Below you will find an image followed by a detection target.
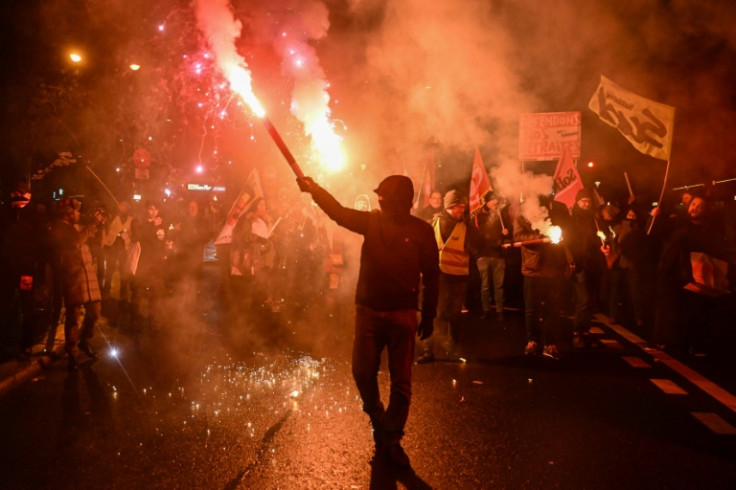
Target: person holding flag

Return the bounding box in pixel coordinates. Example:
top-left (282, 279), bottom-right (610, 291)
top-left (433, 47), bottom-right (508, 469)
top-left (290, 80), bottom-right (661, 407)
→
top-left (568, 189), bottom-right (604, 348)
top-left (473, 192), bottom-right (509, 322)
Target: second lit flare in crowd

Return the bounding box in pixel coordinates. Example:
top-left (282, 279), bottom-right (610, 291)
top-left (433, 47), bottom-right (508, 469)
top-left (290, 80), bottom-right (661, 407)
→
top-left (504, 224), bottom-right (563, 248)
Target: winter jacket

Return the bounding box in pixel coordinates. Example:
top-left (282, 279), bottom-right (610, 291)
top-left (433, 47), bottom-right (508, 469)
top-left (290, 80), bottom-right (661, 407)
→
top-left (50, 220), bottom-right (101, 306)
top-left (514, 215), bottom-right (572, 279)
top-left (310, 183), bottom-right (439, 318)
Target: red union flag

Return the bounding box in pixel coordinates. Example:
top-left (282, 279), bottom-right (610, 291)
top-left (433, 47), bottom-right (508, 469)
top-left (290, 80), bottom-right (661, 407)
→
top-left (552, 146), bottom-right (583, 210)
top-left (469, 147), bottom-right (492, 216)
top-left (519, 112), bottom-right (581, 161)
top-left (415, 147), bottom-right (436, 209)
top-left (588, 75), bottom-right (675, 161)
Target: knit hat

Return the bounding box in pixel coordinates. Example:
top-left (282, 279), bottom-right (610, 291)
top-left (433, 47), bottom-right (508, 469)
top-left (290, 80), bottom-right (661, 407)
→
top-left (373, 175), bottom-right (414, 205)
top-left (444, 190), bottom-right (467, 210)
top-left (575, 188), bottom-right (593, 202)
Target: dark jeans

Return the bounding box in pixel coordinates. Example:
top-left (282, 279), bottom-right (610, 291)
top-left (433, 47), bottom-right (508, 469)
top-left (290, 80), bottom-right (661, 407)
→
top-left (572, 269), bottom-right (594, 334)
top-left (609, 267), bottom-right (643, 324)
top-left (102, 245), bottom-right (131, 299)
top-left (477, 256), bottom-right (505, 313)
top-left (0, 285), bottom-right (35, 355)
top-left (353, 304), bottom-right (417, 442)
top-left (523, 275), bottom-right (565, 345)
top-left (422, 273), bottom-right (467, 356)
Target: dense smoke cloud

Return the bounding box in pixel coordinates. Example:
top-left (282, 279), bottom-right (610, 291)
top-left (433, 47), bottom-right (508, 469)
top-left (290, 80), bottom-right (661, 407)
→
top-left (334, 0), bottom-right (736, 188)
top-left (341, 0), bottom-right (537, 184)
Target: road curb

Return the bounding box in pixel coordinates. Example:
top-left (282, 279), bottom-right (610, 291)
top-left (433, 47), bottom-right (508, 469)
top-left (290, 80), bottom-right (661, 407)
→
top-left (0, 344), bottom-right (66, 398)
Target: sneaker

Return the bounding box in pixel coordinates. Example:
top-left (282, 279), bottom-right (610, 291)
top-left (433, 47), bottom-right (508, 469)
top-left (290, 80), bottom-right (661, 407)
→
top-left (524, 340), bottom-right (540, 356)
top-left (446, 349), bottom-right (465, 363)
top-left (543, 344), bottom-right (562, 360)
top-left (416, 352), bottom-right (435, 364)
top-left (78, 342), bottom-right (99, 361)
top-left (384, 441), bottom-right (410, 468)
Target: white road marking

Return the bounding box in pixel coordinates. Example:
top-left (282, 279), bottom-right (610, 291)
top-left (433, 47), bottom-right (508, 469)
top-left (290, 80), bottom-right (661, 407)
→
top-left (691, 412), bottom-right (736, 435)
top-left (594, 314), bottom-right (736, 414)
top-left (650, 379), bottom-right (688, 395)
top-left (622, 356), bottom-right (651, 368)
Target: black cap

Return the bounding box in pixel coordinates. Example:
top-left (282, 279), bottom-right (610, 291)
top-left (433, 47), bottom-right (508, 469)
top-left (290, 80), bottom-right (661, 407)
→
top-left (373, 175), bottom-right (414, 205)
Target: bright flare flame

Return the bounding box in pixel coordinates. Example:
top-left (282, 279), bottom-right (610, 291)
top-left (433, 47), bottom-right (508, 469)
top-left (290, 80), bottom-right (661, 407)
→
top-left (110, 348), bottom-right (119, 358)
top-left (227, 64), bottom-right (266, 118)
top-left (549, 226), bottom-right (563, 244)
top-left (129, 64), bottom-right (141, 71)
top-left (69, 53), bottom-right (82, 63)
top-left (309, 117), bottom-right (345, 172)
top-left (596, 230), bottom-right (607, 244)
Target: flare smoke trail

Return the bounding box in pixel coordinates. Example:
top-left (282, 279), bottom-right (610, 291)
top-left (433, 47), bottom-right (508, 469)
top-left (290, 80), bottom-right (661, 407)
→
top-left (491, 158), bottom-right (556, 235)
top-left (193, 0), bottom-right (265, 118)
top-left (195, 0), bottom-right (344, 173)
top-left (271, 0), bottom-right (345, 171)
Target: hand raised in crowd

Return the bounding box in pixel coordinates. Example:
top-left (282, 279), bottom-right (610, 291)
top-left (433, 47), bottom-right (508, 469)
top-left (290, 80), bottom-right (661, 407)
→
top-left (417, 316), bottom-right (434, 340)
top-left (296, 177), bottom-right (316, 193)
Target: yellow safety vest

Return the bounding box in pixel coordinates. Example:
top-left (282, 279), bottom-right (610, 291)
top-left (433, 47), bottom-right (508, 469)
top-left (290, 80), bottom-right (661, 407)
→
top-left (433, 218), bottom-right (469, 275)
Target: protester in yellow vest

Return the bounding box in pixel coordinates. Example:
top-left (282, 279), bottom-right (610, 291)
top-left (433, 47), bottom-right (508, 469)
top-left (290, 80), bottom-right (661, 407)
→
top-left (417, 190), bottom-right (477, 363)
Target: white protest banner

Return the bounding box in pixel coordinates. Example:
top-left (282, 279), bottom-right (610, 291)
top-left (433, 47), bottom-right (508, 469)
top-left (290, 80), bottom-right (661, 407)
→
top-left (519, 112), bottom-right (581, 161)
top-left (588, 75), bottom-right (675, 161)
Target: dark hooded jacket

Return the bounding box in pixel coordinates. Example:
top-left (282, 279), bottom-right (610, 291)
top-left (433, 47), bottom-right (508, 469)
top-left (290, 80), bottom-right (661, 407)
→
top-left (309, 183), bottom-right (439, 318)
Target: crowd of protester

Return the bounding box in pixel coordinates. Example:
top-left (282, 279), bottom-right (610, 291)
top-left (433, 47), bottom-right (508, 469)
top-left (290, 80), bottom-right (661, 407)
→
top-left (1, 177), bottom-right (735, 369)
top-left (414, 185), bottom-right (736, 361)
top-left (0, 181), bottom-right (346, 368)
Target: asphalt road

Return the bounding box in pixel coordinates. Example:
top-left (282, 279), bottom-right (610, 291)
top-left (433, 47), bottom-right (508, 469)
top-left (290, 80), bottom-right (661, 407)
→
top-left (1, 292), bottom-right (735, 489)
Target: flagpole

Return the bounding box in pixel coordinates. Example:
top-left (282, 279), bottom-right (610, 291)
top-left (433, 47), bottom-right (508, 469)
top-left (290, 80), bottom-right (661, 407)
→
top-left (647, 159), bottom-right (671, 235)
top-left (414, 159), bottom-right (427, 210)
top-left (86, 166), bottom-right (120, 206)
top-left (624, 171), bottom-right (634, 197)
